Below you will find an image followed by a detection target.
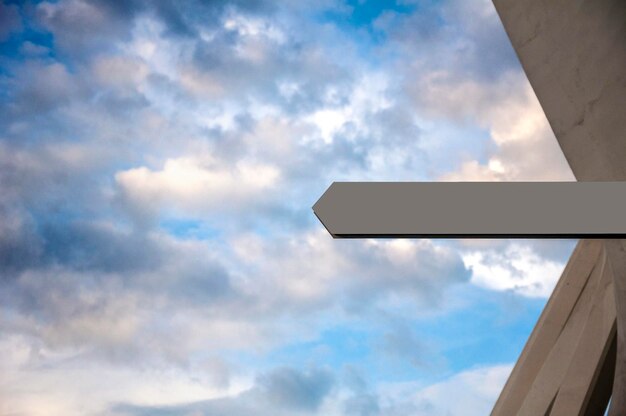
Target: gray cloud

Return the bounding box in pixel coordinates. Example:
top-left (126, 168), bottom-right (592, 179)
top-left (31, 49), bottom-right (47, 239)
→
top-left (377, 0), bottom-right (519, 81)
top-left (0, 204), bottom-right (42, 275)
top-left (343, 393), bottom-right (380, 416)
top-left (378, 321), bottom-right (435, 370)
top-left (260, 366), bottom-right (335, 411)
top-left (35, 0), bottom-right (138, 58)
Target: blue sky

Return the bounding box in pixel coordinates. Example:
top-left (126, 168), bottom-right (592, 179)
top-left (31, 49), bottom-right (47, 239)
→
top-left (0, 0), bottom-right (578, 415)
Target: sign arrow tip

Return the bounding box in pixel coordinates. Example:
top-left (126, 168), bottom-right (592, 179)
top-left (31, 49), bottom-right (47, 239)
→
top-left (312, 183), bottom-right (338, 238)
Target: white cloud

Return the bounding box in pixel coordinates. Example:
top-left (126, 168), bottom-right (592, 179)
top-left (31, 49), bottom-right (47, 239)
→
top-left (0, 334), bottom-right (250, 416)
top-left (230, 230), bottom-right (468, 313)
top-left (304, 73), bottom-right (391, 145)
top-left (417, 72), bottom-right (574, 182)
top-left (223, 13), bottom-right (286, 43)
top-left (116, 155), bottom-right (281, 215)
top-left (463, 243), bottom-right (565, 297)
top-left (308, 109), bottom-right (348, 144)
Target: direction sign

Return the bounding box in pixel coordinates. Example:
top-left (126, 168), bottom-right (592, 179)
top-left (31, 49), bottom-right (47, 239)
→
top-left (314, 182), bottom-right (626, 238)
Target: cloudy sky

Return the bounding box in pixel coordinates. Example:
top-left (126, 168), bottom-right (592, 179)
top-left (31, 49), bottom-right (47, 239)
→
top-left (0, 0), bottom-right (578, 415)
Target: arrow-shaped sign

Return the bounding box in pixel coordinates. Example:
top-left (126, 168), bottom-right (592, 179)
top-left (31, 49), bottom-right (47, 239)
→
top-left (313, 182), bottom-right (626, 238)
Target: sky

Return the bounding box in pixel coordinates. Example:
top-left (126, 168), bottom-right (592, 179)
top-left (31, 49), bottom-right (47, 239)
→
top-left (0, 0), bottom-right (579, 415)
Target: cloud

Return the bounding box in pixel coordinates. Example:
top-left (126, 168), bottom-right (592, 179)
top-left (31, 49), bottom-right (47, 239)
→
top-left (110, 366), bottom-right (335, 416)
top-left (0, 221), bottom-right (469, 374)
top-left (0, 334), bottom-right (249, 416)
top-left (92, 55), bottom-right (150, 88)
top-left (35, 0), bottom-right (142, 57)
top-left (0, 218), bottom-right (238, 364)
top-left (260, 367), bottom-right (335, 411)
top-left (343, 393), bottom-right (380, 416)
top-left (372, 0), bottom-right (574, 182)
top-left (410, 364), bottom-right (512, 416)
top-left (104, 364), bottom-right (511, 416)
top-left (115, 156), bottom-right (281, 217)
top-left (5, 61), bottom-right (82, 116)
top-left (230, 231), bottom-right (469, 313)
top-left (462, 242), bottom-right (568, 297)
top-left (0, 204), bottom-right (42, 275)
top-left (436, 75), bottom-right (574, 182)
top-left (377, 321), bottom-right (436, 370)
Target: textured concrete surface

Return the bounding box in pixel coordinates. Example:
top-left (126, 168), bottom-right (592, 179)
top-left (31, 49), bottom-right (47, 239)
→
top-left (491, 240), bottom-right (602, 415)
top-left (493, 0), bottom-right (626, 182)
top-left (490, 240), bottom-right (615, 416)
top-left (548, 246), bottom-right (616, 416)
top-left (606, 240), bottom-right (626, 415)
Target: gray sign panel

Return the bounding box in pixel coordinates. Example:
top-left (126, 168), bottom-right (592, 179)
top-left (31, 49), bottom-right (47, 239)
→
top-left (313, 182), bottom-right (626, 238)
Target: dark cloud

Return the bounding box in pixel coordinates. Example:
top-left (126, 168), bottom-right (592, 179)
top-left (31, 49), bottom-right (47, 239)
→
top-left (4, 61), bottom-right (83, 116)
top-left (152, 1), bottom-right (196, 37)
top-left (185, 20), bottom-right (354, 115)
top-left (40, 221), bottom-right (166, 273)
top-left (0, 58), bottom-right (155, 146)
top-left (35, 0), bottom-right (137, 58)
top-left (260, 366), bottom-right (335, 411)
top-left (0, 205), bottom-right (42, 275)
top-left (31, 0), bottom-right (277, 60)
